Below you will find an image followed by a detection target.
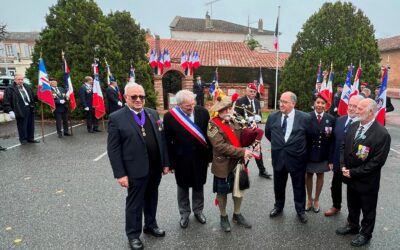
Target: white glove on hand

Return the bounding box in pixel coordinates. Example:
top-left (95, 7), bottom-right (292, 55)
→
top-left (9, 111), bottom-right (16, 120)
top-left (84, 107), bottom-right (89, 111)
top-left (60, 100), bottom-right (66, 104)
top-left (118, 101), bottom-right (123, 107)
top-left (334, 107), bottom-right (338, 112)
top-left (254, 115), bottom-right (262, 123)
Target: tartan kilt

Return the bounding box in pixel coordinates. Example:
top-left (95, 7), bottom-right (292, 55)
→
top-left (213, 172), bottom-right (235, 194)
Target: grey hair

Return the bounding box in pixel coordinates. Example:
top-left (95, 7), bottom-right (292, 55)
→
top-left (175, 89), bottom-right (196, 105)
top-left (349, 95), bottom-right (364, 102)
top-left (124, 82), bottom-right (144, 94)
top-left (362, 88), bottom-right (371, 96)
top-left (366, 98), bottom-right (378, 114)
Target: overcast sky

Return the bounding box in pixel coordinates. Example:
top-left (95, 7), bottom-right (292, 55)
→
top-left (1, 0), bottom-right (399, 52)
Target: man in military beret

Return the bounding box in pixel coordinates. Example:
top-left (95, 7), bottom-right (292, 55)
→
top-left (50, 77), bottom-right (71, 138)
top-left (360, 82), bottom-right (368, 93)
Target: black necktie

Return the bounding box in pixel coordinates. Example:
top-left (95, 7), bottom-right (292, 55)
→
top-left (317, 114), bottom-right (321, 123)
top-left (282, 115), bottom-right (288, 135)
top-left (250, 100), bottom-right (255, 113)
top-left (355, 126), bottom-right (364, 141)
top-left (344, 119), bottom-right (352, 133)
top-left (19, 86), bottom-right (29, 104)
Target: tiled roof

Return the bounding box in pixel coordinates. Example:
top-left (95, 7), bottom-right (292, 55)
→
top-left (146, 36), bottom-right (288, 68)
top-left (378, 35), bottom-right (400, 51)
top-left (170, 16), bottom-right (274, 35)
top-left (3, 32), bottom-right (40, 42)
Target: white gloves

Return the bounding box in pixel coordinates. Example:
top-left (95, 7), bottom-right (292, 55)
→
top-left (9, 111), bottom-right (16, 120)
top-left (84, 107), bottom-right (89, 111)
top-left (254, 115), bottom-right (262, 123)
top-left (60, 100), bottom-right (66, 104)
top-left (334, 107), bottom-right (338, 112)
top-left (118, 101), bottom-right (123, 107)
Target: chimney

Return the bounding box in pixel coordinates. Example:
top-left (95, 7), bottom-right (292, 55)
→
top-left (258, 18), bottom-right (263, 32)
top-left (205, 11), bottom-right (213, 29)
top-left (155, 35), bottom-right (161, 54)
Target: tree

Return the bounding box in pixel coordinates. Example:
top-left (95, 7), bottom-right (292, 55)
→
top-left (0, 23), bottom-right (6, 41)
top-left (245, 37), bottom-right (261, 50)
top-left (280, 2), bottom-right (380, 111)
top-left (25, 0), bottom-right (155, 118)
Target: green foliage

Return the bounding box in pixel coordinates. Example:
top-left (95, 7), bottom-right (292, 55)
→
top-left (25, 0), bottom-right (155, 118)
top-left (245, 37), bottom-right (261, 50)
top-left (0, 23), bottom-right (6, 41)
top-left (281, 2), bottom-right (381, 111)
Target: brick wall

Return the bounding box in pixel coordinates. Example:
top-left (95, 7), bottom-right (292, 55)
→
top-left (380, 50), bottom-right (400, 99)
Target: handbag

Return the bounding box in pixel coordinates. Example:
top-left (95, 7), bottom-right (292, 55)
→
top-left (239, 165), bottom-right (250, 190)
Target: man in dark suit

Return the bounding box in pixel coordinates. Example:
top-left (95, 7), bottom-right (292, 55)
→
top-left (79, 76), bottom-right (100, 133)
top-left (49, 78), bottom-right (71, 138)
top-left (329, 84), bottom-right (342, 117)
top-left (336, 98), bottom-right (391, 247)
top-left (235, 83), bottom-right (271, 179)
top-left (164, 89), bottom-right (212, 229)
top-left (106, 79), bottom-right (123, 115)
top-left (325, 95), bottom-right (364, 217)
top-left (107, 82), bottom-right (170, 250)
top-left (3, 74), bottom-right (40, 144)
top-left (193, 75), bottom-right (206, 106)
top-left (265, 91), bottom-right (311, 224)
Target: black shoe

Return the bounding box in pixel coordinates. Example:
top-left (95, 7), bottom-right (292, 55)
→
top-left (0, 146), bottom-right (6, 151)
top-left (259, 171), bottom-right (272, 179)
top-left (27, 139), bottom-right (40, 143)
top-left (180, 217), bottom-right (189, 228)
top-left (129, 238), bottom-right (143, 250)
top-left (269, 207), bottom-right (283, 217)
top-left (336, 225), bottom-right (360, 235)
top-left (88, 129), bottom-right (94, 133)
top-left (93, 128), bottom-right (101, 132)
top-left (232, 213), bottom-right (252, 228)
top-left (351, 234), bottom-right (370, 247)
top-left (58, 134), bottom-right (63, 138)
top-left (298, 213), bottom-right (308, 224)
top-left (220, 215), bottom-right (231, 232)
top-left (195, 213), bottom-right (206, 224)
top-left (20, 140), bottom-right (28, 145)
top-left (64, 132), bottom-right (71, 136)
top-left (143, 227), bottom-right (165, 237)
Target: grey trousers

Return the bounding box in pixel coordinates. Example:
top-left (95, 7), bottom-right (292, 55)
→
top-left (177, 185), bottom-right (204, 218)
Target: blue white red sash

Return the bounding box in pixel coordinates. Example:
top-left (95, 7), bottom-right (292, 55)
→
top-left (169, 107), bottom-right (208, 147)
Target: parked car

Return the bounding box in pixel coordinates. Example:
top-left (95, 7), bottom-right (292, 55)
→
top-left (0, 76), bottom-right (32, 111)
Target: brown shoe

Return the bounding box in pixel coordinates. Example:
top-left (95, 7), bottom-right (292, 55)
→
top-left (324, 207), bottom-right (340, 216)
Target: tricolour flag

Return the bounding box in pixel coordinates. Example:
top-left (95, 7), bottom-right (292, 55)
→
top-left (63, 58), bottom-right (76, 111)
top-left (149, 49), bottom-right (157, 68)
top-left (320, 68), bottom-right (333, 111)
top-left (209, 68), bottom-right (218, 98)
top-left (375, 66), bottom-right (388, 125)
top-left (180, 51), bottom-right (188, 69)
top-left (273, 15), bottom-right (279, 50)
top-left (349, 66), bottom-right (361, 99)
top-left (163, 49), bottom-right (171, 68)
top-left (92, 60), bottom-right (105, 119)
top-left (38, 58), bottom-right (55, 110)
top-left (258, 67), bottom-right (264, 94)
top-left (157, 51), bottom-right (164, 75)
top-left (193, 51), bottom-right (200, 69)
top-left (337, 65), bottom-right (354, 116)
top-left (129, 64), bottom-right (135, 83)
top-left (316, 61), bottom-right (323, 90)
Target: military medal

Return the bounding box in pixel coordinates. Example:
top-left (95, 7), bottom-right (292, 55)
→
top-left (133, 110), bottom-right (146, 136)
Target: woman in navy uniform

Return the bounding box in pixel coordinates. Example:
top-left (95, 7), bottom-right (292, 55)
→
top-left (306, 94), bottom-right (335, 213)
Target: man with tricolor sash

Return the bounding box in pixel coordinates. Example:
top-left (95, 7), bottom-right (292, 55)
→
top-left (163, 90), bottom-right (212, 229)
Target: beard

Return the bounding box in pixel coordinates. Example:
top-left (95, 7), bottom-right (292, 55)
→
top-left (358, 113), bottom-right (369, 122)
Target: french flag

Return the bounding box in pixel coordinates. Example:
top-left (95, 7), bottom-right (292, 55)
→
top-left (375, 66), bottom-right (388, 125)
top-left (149, 49), bottom-right (157, 68)
top-left (192, 51), bottom-right (200, 69)
top-left (92, 60), bottom-right (105, 119)
top-left (180, 51), bottom-right (188, 69)
top-left (38, 58), bottom-right (55, 110)
top-left (163, 49), bottom-right (171, 68)
top-left (63, 58), bottom-right (76, 111)
top-left (157, 51), bottom-right (164, 75)
top-left (258, 67), bottom-right (264, 94)
top-left (337, 65), bottom-right (354, 116)
top-left (320, 67), bottom-right (333, 111)
top-left (349, 66), bottom-right (361, 99)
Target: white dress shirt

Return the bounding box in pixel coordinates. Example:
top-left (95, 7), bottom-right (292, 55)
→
top-left (282, 109), bottom-right (295, 142)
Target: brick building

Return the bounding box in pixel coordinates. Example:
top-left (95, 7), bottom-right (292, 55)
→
top-left (378, 35), bottom-right (400, 98)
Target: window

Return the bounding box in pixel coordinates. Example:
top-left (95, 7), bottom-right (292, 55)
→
top-left (5, 44), bottom-right (14, 57)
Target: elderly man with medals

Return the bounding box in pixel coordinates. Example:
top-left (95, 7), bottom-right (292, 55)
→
top-left (207, 95), bottom-right (259, 232)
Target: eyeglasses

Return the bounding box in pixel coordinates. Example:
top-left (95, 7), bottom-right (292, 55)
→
top-left (129, 95), bottom-right (146, 101)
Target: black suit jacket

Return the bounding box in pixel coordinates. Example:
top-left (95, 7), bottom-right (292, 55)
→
top-left (332, 115), bottom-right (348, 171)
top-left (307, 112), bottom-right (335, 163)
top-left (107, 107), bottom-right (170, 179)
top-left (52, 87), bottom-right (68, 113)
top-left (193, 81), bottom-right (206, 96)
top-left (265, 110), bottom-right (311, 172)
top-left (78, 84), bottom-right (93, 110)
top-left (3, 83), bottom-right (35, 118)
top-left (164, 106), bottom-right (212, 189)
top-left (234, 96), bottom-right (261, 117)
top-left (340, 120), bottom-right (391, 194)
top-left (106, 86), bottom-right (122, 114)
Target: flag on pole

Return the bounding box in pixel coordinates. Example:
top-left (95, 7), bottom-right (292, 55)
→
top-left (209, 68), bottom-right (219, 98)
top-left (375, 66), bottom-right (388, 125)
top-left (316, 61), bottom-right (323, 89)
top-left (92, 60), bottom-right (105, 119)
top-left (157, 51), bottom-right (164, 75)
top-left (349, 66), bottom-right (361, 99)
top-left (337, 65), bottom-right (354, 116)
top-left (193, 51), bottom-right (200, 69)
top-left (129, 64), bottom-right (135, 83)
top-left (163, 49), bottom-right (171, 68)
top-left (106, 62), bottom-right (113, 86)
top-left (38, 58), bottom-right (55, 110)
top-left (63, 57), bottom-right (76, 111)
top-left (149, 49), bottom-right (157, 68)
top-left (258, 67), bottom-right (264, 94)
top-left (320, 68), bottom-right (333, 111)
top-left (180, 51), bottom-right (188, 69)
top-left (273, 15), bottom-right (279, 50)
top-left (326, 68), bottom-right (334, 110)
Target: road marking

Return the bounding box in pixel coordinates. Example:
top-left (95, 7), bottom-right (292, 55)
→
top-left (6, 123), bottom-right (84, 150)
top-left (390, 148), bottom-right (400, 155)
top-left (93, 151), bottom-right (107, 162)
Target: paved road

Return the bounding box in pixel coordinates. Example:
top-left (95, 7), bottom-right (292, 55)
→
top-left (0, 120), bottom-right (399, 250)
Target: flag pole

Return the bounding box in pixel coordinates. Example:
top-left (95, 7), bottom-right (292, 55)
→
top-left (41, 102), bottom-right (45, 142)
top-left (274, 6), bottom-right (280, 110)
top-left (62, 50), bottom-right (73, 135)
